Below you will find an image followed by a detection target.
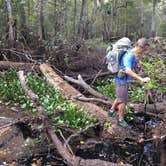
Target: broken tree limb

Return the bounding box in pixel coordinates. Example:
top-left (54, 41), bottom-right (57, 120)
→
top-left (64, 74), bottom-right (112, 101)
top-left (17, 70), bottom-right (131, 166)
top-left (0, 61), bottom-right (39, 71)
top-left (74, 96), bottom-right (112, 106)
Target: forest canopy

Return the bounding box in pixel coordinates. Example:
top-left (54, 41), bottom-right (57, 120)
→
top-left (1, 0), bottom-right (166, 48)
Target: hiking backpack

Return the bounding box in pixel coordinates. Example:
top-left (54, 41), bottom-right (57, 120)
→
top-left (106, 37), bottom-right (132, 74)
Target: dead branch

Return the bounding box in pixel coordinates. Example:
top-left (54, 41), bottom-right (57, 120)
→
top-left (64, 74), bottom-right (112, 101)
top-left (65, 122), bottom-right (102, 146)
top-left (0, 117), bottom-right (27, 130)
top-left (0, 117), bottom-right (15, 123)
top-left (67, 71), bottom-right (113, 82)
top-left (0, 61), bottom-right (39, 71)
top-left (18, 70), bottom-right (131, 166)
top-left (73, 96), bottom-right (112, 106)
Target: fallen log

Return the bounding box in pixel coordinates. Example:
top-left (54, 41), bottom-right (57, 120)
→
top-left (39, 64), bottom-right (109, 120)
top-left (129, 102), bottom-right (166, 114)
top-left (0, 61), bottom-right (39, 71)
top-left (18, 70), bottom-right (131, 166)
top-left (39, 64), bottom-right (142, 142)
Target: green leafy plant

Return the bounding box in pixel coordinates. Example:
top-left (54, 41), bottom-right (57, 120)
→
top-left (96, 79), bottom-right (115, 99)
top-left (0, 71), bottom-right (95, 130)
top-left (142, 59), bottom-right (166, 92)
top-left (129, 86), bottom-right (145, 103)
top-left (124, 107), bottom-right (134, 122)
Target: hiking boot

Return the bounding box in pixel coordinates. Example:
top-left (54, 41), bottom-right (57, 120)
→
top-left (108, 109), bottom-right (117, 117)
top-left (118, 119), bottom-right (131, 128)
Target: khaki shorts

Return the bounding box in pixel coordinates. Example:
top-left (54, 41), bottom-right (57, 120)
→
top-left (115, 81), bottom-right (129, 104)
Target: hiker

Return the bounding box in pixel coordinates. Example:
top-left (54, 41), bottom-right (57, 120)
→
top-left (108, 38), bottom-right (150, 128)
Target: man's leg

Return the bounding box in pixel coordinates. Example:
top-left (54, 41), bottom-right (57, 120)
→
top-left (117, 102), bottom-right (130, 128)
top-left (117, 102), bottom-right (126, 120)
top-left (115, 82), bottom-right (129, 128)
top-left (111, 98), bottom-right (119, 110)
top-left (108, 98), bottom-right (119, 117)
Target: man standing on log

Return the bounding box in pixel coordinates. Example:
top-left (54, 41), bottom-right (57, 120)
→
top-left (108, 38), bottom-right (150, 128)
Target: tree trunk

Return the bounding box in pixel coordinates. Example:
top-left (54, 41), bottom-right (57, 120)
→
top-left (40, 64), bottom-right (108, 120)
top-left (78, 0), bottom-right (88, 39)
top-left (91, 0), bottom-right (98, 38)
top-left (53, 0), bottom-right (60, 34)
top-left (93, 0), bottom-right (98, 18)
top-left (5, 0), bottom-right (14, 48)
top-left (151, 0), bottom-right (157, 37)
top-left (18, 0), bottom-right (26, 28)
top-left (163, 0), bottom-right (166, 21)
top-left (110, 0), bottom-right (116, 36)
top-left (73, 0), bottom-right (77, 35)
top-left (37, 0), bottom-right (43, 41)
top-left (98, 0), bottom-right (109, 41)
top-left (123, 1), bottom-right (128, 36)
top-left (140, 0), bottom-right (145, 36)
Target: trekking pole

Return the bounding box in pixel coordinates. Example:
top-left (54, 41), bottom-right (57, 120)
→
top-left (143, 86), bottom-right (149, 136)
top-left (144, 87), bottom-right (149, 114)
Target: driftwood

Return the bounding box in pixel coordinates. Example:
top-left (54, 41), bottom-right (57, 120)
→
top-left (0, 61), bottom-right (39, 71)
top-left (18, 70), bottom-right (131, 166)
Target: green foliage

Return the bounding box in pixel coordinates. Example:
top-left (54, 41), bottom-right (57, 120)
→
top-left (0, 71), bottom-right (95, 130)
top-left (96, 79), bottom-right (115, 99)
top-left (129, 87), bottom-right (145, 103)
top-left (96, 78), bottom-right (145, 103)
top-left (124, 107), bottom-right (134, 122)
top-left (0, 0), bottom-right (165, 45)
top-left (95, 57), bottom-right (165, 103)
top-left (104, 121), bottom-right (111, 129)
top-left (158, 22), bottom-right (166, 37)
top-left (142, 59), bottom-right (166, 92)
top-left (103, 2), bottom-right (112, 15)
top-left (54, 103), bottom-right (96, 130)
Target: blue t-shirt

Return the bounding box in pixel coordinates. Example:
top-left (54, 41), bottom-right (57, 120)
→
top-left (115, 50), bottom-right (137, 84)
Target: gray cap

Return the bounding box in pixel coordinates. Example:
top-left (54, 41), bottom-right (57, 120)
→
top-left (137, 38), bottom-right (149, 47)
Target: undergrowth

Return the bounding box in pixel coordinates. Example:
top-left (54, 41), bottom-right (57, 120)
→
top-left (0, 71), bottom-right (96, 130)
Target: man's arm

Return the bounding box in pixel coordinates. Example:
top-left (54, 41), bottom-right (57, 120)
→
top-left (125, 67), bottom-right (150, 83)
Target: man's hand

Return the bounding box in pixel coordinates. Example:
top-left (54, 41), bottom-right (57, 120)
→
top-left (125, 67), bottom-right (150, 83)
top-left (141, 77), bottom-right (150, 83)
